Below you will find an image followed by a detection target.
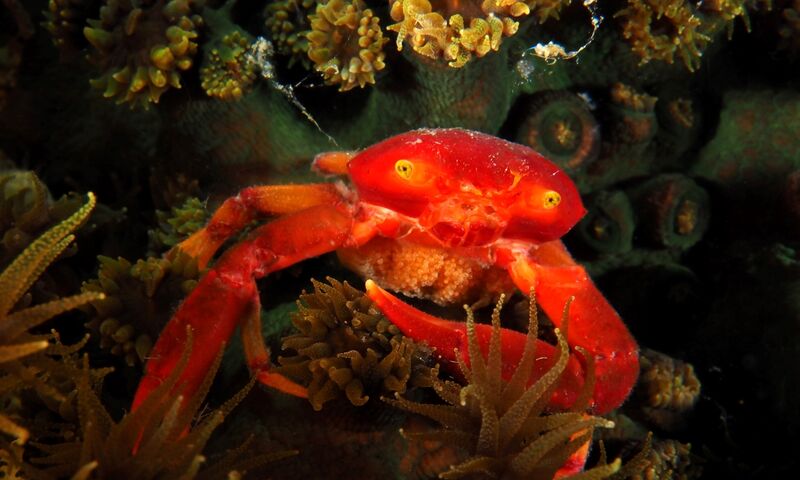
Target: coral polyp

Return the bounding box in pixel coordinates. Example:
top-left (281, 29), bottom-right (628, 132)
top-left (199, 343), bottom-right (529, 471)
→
top-left (615, 0), bottom-right (711, 71)
top-left (0, 193), bottom-right (103, 445)
top-left (264, 0), bottom-right (316, 69)
top-left (276, 278), bottom-right (437, 411)
top-left (83, 0), bottom-right (204, 108)
top-left (388, 0), bottom-right (523, 68)
top-left (43, 0), bottom-right (101, 54)
top-left (609, 83), bottom-right (658, 145)
top-left (306, 0), bottom-right (388, 91)
top-left (637, 348), bottom-right (700, 412)
top-left (699, 0), bottom-right (751, 37)
top-left (200, 29), bottom-right (258, 101)
top-left (82, 252), bottom-right (200, 367)
top-left (385, 296), bottom-right (622, 479)
top-left (515, 90), bottom-right (600, 174)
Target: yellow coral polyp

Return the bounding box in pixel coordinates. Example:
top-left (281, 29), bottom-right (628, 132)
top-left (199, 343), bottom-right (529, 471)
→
top-left (43, 0), bottom-right (99, 53)
top-left (388, 0), bottom-right (532, 68)
top-left (200, 30), bottom-right (257, 101)
top-left (615, 0), bottom-right (711, 72)
top-left (307, 0), bottom-right (388, 91)
top-left (265, 0), bottom-right (316, 68)
top-left (83, 0), bottom-right (203, 108)
top-left (700, 0), bottom-right (751, 38)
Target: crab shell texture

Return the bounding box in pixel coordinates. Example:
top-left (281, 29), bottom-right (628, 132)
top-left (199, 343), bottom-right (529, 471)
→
top-left (347, 129), bottom-right (587, 247)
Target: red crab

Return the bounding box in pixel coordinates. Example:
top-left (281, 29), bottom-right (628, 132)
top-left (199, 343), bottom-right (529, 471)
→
top-left (132, 128), bottom-right (638, 420)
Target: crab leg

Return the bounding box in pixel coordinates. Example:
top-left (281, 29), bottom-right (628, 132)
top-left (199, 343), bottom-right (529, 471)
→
top-left (179, 184), bottom-right (345, 268)
top-left (506, 240), bottom-right (639, 414)
top-left (364, 280), bottom-right (586, 411)
top-left (132, 203), bottom-right (362, 410)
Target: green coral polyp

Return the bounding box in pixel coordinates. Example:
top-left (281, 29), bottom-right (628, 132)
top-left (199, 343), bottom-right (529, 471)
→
top-left (200, 30), bottom-right (257, 101)
top-left (83, 0), bottom-right (204, 108)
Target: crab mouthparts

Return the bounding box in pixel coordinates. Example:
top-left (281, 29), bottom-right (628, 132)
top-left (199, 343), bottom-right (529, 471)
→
top-left (430, 221), bottom-right (501, 247)
top-left (422, 197), bottom-right (506, 247)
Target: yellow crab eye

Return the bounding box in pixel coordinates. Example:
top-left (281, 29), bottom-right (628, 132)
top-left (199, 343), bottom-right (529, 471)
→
top-left (395, 159), bottom-right (414, 179)
top-left (543, 190), bottom-right (561, 209)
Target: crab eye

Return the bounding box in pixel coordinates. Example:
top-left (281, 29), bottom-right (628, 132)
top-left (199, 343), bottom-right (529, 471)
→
top-left (543, 191), bottom-right (561, 209)
top-left (395, 159), bottom-right (414, 179)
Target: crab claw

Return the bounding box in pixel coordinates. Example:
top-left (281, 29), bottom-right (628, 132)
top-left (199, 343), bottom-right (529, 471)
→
top-left (364, 280), bottom-right (586, 410)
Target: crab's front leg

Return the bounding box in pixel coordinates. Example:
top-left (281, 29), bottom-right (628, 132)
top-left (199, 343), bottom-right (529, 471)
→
top-left (179, 183), bottom-right (345, 269)
top-left (504, 240), bottom-right (639, 414)
top-left (132, 185), bottom-right (373, 411)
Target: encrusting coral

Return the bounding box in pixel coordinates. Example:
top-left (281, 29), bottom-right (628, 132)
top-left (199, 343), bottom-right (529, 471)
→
top-left (0, 193), bottom-right (104, 445)
top-left (276, 278), bottom-right (438, 411)
top-left (384, 295), bottom-right (622, 479)
top-left (306, 0), bottom-right (388, 91)
top-left (83, 0), bottom-right (205, 108)
top-left (264, 0), bottom-right (316, 69)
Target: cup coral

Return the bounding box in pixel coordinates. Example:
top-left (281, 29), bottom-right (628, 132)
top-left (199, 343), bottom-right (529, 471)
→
top-left (83, 0), bottom-right (205, 108)
top-left (515, 90), bottom-right (600, 174)
top-left (609, 83), bottom-right (658, 145)
top-left (306, 0), bottom-right (388, 91)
